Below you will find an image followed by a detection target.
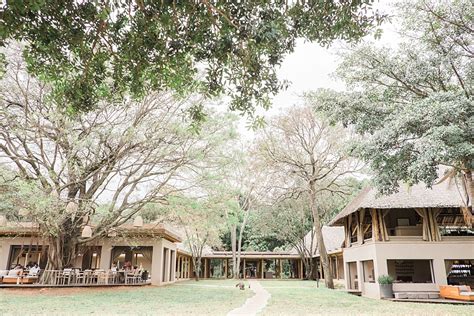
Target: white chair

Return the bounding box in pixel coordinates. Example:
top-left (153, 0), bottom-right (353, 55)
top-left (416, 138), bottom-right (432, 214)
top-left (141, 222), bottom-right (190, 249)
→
top-left (125, 270), bottom-right (142, 284)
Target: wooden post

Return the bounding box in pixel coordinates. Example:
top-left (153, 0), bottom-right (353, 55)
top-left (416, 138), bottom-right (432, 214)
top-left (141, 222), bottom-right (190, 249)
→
top-left (224, 258), bottom-right (228, 279)
top-left (279, 259), bottom-right (283, 279)
top-left (371, 209), bottom-right (380, 241)
top-left (204, 258), bottom-right (208, 279)
top-left (243, 258), bottom-right (246, 279)
top-left (300, 259), bottom-right (304, 279)
top-left (261, 259), bottom-right (264, 279)
top-left (335, 256), bottom-right (339, 280)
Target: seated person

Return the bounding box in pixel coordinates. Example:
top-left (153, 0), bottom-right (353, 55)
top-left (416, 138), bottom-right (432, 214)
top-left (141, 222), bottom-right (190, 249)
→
top-left (28, 263), bottom-right (40, 276)
top-left (124, 261), bottom-right (132, 271)
top-left (111, 263), bottom-right (118, 273)
top-left (11, 264), bottom-right (24, 276)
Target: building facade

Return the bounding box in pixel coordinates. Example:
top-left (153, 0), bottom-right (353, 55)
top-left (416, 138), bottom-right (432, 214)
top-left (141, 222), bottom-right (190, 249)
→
top-left (330, 180), bottom-right (474, 298)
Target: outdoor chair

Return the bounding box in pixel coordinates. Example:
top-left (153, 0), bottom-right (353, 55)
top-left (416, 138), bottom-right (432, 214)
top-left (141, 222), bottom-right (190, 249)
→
top-left (95, 270), bottom-right (108, 285)
top-left (125, 270), bottom-right (142, 284)
top-left (57, 269), bottom-right (73, 285)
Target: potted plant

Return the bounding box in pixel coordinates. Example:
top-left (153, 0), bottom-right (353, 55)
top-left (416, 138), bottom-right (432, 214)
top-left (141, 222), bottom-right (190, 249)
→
top-left (378, 275), bottom-right (394, 298)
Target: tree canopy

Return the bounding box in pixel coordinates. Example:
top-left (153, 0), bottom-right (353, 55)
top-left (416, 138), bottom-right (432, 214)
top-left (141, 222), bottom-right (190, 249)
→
top-left (0, 47), bottom-right (234, 268)
top-left (0, 1), bottom-right (382, 122)
top-left (311, 0), bottom-right (473, 206)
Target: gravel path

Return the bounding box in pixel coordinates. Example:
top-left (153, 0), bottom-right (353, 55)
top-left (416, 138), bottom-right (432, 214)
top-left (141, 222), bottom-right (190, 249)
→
top-left (227, 280), bottom-right (271, 316)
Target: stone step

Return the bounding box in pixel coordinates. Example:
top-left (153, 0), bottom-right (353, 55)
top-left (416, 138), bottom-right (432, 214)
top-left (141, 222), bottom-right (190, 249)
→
top-left (394, 292), bottom-right (439, 299)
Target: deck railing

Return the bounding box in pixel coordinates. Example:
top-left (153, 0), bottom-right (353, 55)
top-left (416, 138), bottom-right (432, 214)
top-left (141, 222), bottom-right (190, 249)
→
top-left (37, 269), bottom-right (146, 286)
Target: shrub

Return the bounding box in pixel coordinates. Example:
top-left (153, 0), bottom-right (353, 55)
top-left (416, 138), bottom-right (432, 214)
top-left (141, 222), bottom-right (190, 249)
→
top-left (377, 275), bottom-right (394, 284)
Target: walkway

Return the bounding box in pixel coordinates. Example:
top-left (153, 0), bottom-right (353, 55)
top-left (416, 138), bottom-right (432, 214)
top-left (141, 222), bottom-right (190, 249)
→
top-left (227, 280), bottom-right (271, 316)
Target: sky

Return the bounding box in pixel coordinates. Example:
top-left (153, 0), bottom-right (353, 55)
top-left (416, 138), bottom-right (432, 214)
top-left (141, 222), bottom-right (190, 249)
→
top-left (240, 0), bottom-right (401, 135)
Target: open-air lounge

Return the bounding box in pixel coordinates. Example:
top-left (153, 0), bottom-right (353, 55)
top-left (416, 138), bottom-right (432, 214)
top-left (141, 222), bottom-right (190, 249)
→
top-left (0, 223), bottom-right (181, 287)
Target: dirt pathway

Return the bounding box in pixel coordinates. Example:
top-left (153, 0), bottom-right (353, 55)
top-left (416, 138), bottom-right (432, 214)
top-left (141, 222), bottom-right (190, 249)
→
top-left (227, 280), bottom-right (271, 316)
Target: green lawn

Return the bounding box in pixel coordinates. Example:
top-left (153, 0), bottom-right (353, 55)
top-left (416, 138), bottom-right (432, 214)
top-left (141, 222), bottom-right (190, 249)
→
top-left (1, 280), bottom-right (472, 316)
top-left (260, 280), bottom-right (473, 316)
top-left (0, 280), bottom-right (251, 316)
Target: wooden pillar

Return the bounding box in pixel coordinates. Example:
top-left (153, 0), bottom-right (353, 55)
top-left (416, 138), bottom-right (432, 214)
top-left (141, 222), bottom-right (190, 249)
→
top-left (279, 259), bottom-right (283, 279)
top-left (261, 259), bottom-right (264, 279)
top-left (224, 258), bottom-right (228, 279)
top-left (319, 258), bottom-right (323, 279)
top-left (243, 258), bottom-right (246, 279)
top-left (184, 257), bottom-right (189, 279)
top-left (335, 256), bottom-right (339, 280)
top-left (204, 258), bottom-right (208, 279)
top-left (300, 259), bottom-right (304, 279)
top-left (176, 256), bottom-right (180, 279)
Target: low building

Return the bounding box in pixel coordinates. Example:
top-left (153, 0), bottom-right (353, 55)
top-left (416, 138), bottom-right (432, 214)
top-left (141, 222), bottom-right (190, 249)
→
top-left (0, 222), bottom-right (181, 286)
top-left (329, 179), bottom-right (474, 298)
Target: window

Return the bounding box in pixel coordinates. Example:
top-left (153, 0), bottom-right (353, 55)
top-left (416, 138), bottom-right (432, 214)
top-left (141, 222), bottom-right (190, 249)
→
top-left (387, 260), bottom-right (433, 283)
top-left (385, 209), bottom-right (423, 236)
top-left (362, 260), bottom-right (375, 283)
top-left (445, 259), bottom-right (474, 287)
top-left (8, 245), bottom-right (48, 269)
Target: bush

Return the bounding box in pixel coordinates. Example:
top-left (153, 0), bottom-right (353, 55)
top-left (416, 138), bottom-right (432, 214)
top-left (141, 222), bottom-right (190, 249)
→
top-left (377, 275), bottom-right (394, 284)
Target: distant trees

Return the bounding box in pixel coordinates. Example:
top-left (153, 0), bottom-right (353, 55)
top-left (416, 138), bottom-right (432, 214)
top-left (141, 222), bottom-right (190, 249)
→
top-left (256, 105), bottom-right (362, 289)
top-left (259, 187), bottom-right (361, 280)
top-left (312, 0), bottom-right (473, 217)
top-left (205, 147), bottom-right (269, 278)
top-left (152, 196), bottom-right (224, 281)
top-left (0, 49), bottom-right (229, 269)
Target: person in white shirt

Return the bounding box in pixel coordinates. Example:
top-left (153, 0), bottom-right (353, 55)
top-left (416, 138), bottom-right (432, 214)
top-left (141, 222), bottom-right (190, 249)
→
top-left (28, 263), bottom-right (40, 276)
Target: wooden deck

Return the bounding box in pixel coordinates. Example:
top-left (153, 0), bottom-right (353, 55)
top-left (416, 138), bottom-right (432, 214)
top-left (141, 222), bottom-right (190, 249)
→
top-left (0, 282), bottom-right (151, 288)
top-left (388, 298), bottom-right (474, 305)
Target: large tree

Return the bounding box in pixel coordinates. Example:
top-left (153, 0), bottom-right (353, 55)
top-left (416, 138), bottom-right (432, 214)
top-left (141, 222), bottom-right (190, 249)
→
top-left (0, 48), bottom-right (229, 269)
top-left (312, 0), bottom-right (473, 219)
top-left (0, 1), bottom-right (383, 122)
top-left (256, 105), bottom-right (362, 289)
top-left (204, 146), bottom-right (269, 278)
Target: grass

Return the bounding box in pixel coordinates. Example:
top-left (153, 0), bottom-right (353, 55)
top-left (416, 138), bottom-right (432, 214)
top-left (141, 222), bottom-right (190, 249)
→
top-left (1, 280), bottom-right (472, 316)
top-left (0, 280), bottom-right (251, 316)
top-left (260, 280), bottom-right (474, 316)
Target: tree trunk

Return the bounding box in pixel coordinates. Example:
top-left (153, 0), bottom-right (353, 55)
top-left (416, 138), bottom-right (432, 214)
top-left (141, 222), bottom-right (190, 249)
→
top-left (236, 213), bottom-right (248, 279)
top-left (465, 169), bottom-right (473, 226)
top-left (309, 182), bottom-right (334, 289)
top-left (193, 257), bottom-right (201, 281)
top-left (466, 169), bottom-right (473, 210)
top-left (230, 224), bottom-right (238, 278)
top-left (302, 256), bottom-right (314, 280)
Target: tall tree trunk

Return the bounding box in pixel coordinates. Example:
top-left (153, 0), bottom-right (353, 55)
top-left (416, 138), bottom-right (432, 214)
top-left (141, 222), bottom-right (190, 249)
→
top-left (192, 256), bottom-right (201, 281)
top-left (309, 182), bottom-right (334, 289)
top-left (465, 169), bottom-right (473, 225)
top-left (230, 224), bottom-right (238, 278)
top-left (466, 169), bottom-right (473, 210)
top-left (236, 213), bottom-right (248, 279)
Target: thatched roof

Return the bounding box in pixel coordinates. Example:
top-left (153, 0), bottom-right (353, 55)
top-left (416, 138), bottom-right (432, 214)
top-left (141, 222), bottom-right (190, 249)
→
top-left (295, 226), bottom-right (344, 257)
top-left (0, 221), bottom-right (182, 242)
top-left (330, 179), bottom-right (467, 226)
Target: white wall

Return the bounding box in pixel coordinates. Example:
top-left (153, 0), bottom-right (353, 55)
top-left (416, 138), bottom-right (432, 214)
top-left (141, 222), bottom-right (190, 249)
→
top-left (342, 237), bottom-right (474, 298)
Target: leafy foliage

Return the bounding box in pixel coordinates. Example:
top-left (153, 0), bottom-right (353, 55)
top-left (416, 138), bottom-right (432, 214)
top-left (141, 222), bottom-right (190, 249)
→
top-left (311, 0), bottom-right (473, 197)
top-left (0, 1), bottom-right (382, 122)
